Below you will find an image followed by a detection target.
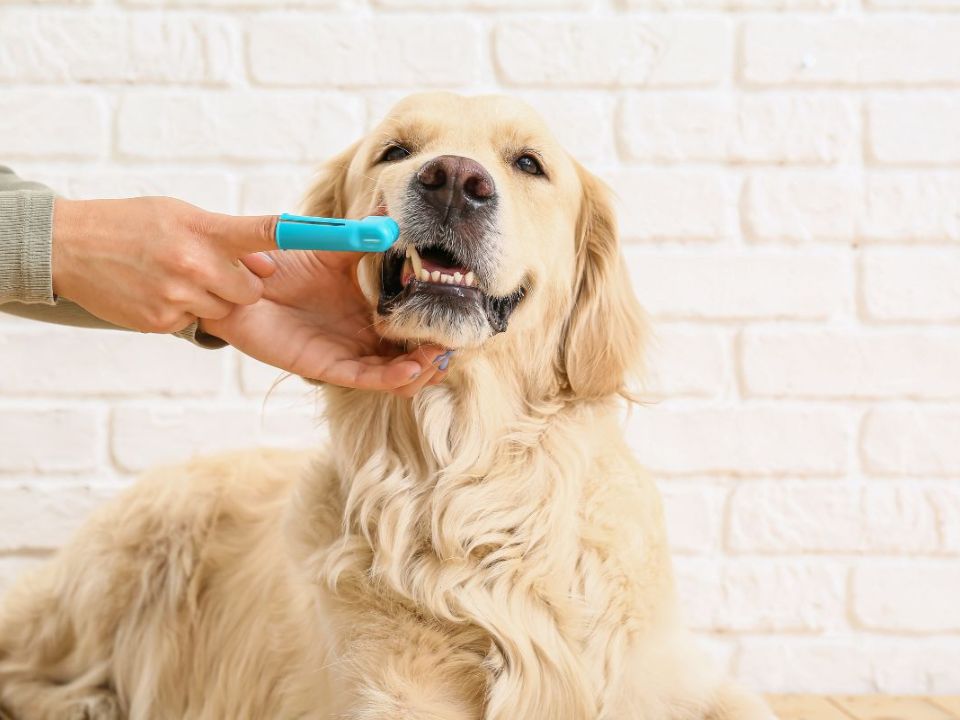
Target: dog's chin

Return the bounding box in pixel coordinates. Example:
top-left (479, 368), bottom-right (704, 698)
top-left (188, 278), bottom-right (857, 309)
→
top-left (375, 245), bottom-right (525, 349)
top-left (376, 289), bottom-right (492, 348)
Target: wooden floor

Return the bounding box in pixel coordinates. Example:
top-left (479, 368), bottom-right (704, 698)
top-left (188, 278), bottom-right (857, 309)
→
top-left (767, 696), bottom-right (960, 720)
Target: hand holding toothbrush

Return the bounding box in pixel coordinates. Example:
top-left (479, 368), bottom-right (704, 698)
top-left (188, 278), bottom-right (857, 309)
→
top-left (52, 196), bottom-right (448, 395)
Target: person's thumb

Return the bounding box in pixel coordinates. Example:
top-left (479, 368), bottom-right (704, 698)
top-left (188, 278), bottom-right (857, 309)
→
top-left (204, 212), bottom-right (278, 256)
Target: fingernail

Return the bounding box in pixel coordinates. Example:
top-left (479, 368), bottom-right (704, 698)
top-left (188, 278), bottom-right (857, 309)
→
top-left (257, 252), bottom-right (275, 265)
top-left (438, 357), bottom-right (450, 371)
top-left (410, 369), bottom-right (421, 380)
top-left (432, 350), bottom-right (452, 365)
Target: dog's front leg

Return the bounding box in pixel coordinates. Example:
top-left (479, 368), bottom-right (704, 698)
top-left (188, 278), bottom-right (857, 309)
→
top-left (328, 612), bottom-right (487, 720)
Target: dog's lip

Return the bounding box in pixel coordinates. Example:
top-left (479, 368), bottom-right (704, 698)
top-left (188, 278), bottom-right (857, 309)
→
top-left (394, 277), bottom-right (483, 302)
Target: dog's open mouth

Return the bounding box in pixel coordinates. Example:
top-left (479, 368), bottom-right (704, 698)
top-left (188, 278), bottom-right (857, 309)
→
top-left (402, 246), bottom-right (477, 291)
top-left (377, 242), bottom-right (525, 334)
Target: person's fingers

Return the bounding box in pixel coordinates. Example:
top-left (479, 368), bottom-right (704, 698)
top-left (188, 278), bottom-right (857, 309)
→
top-left (189, 292), bottom-right (234, 321)
top-left (404, 344), bottom-right (448, 371)
top-left (385, 346), bottom-right (452, 396)
top-left (202, 212), bottom-right (279, 255)
top-left (240, 252), bottom-right (277, 279)
top-left (391, 365), bottom-right (440, 398)
top-left (319, 356), bottom-right (426, 391)
top-left (208, 262), bottom-right (265, 306)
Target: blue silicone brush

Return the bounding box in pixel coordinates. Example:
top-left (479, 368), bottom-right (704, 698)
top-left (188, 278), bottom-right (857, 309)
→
top-left (275, 214), bottom-right (400, 253)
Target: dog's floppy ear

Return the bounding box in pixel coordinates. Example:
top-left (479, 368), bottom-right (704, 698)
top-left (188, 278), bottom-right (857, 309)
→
top-left (560, 162), bottom-right (646, 402)
top-left (300, 140), bottom-right (361, 217)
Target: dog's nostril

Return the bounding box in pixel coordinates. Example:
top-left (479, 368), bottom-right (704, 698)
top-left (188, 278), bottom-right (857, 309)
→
top-left (417, 163), bottom-right (447, 190)
top-left (415, 155), bottom-right (497, 216)
top-left (463, 173), bottom-right (494, 201)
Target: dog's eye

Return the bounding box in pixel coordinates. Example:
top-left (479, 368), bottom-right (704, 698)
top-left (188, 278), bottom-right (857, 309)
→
top-left (515, 154), bottom-right (544, 176)
top-left (380, 144), bottom-right (411, 163)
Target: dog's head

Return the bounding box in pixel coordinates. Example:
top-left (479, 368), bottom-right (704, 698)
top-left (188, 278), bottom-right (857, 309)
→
top-left (304, 92), bottom-right (644, 400)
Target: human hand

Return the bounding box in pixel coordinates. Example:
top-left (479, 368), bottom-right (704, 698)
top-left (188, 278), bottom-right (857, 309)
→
top-left (52, 197), bottom-right (276, 333)
top-left (199, 249), bottom-right (450, 397)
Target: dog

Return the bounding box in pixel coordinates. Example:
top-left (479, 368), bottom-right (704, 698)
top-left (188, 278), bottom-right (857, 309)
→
top-left (0, 93), bottom-right (773, 720)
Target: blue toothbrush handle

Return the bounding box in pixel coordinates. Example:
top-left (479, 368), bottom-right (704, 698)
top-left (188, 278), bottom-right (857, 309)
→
top-left (275, 214), bottom-right (400, 252)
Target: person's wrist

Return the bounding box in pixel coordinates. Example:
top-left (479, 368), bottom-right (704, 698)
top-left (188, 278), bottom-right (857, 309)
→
top-left (51, 198), bottom-right (83, 299)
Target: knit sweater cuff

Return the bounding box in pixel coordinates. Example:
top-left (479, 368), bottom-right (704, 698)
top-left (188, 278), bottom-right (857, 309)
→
top-left (173, 321), bottom-right (228, 349)
top-left (0, 189), bottom-right (56, 305)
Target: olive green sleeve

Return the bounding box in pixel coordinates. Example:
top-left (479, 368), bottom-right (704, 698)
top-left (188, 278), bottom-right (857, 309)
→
top-left (0, 164), bottom-right (55, 305)
top-left (0, 165), bottom-right (225, 348)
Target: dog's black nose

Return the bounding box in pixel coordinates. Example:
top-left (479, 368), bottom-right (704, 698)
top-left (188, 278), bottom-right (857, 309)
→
top-left (415, 155), bottom-right (496, 220)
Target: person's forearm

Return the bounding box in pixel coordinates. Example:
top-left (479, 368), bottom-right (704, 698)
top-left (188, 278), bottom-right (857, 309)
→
top-left (0, 167), bottom-right (225, 347)
top-left (0, 165), bottom-right (56, 304)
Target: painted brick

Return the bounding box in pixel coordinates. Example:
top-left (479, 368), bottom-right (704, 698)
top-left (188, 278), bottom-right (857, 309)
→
top-left (603, 170), bottom-right (736, 243)
top-left (0, 330), bottom-right (224, 397)
top-left (929, 486), bottom-right (960, 553)
top-left (0, 485), bottom-right (119, 551)
top-left (852, 562), bottom-right (960, 632)
top-left (628, 0), bottom-right (840, 6)
top-left (728, 484), bottom-right (940, 554)
top-left (646, 326), bottom-right (728, 398)
top-left (111, 405), bottom-right (320, 472)
top-left (862, 408), bottom-right (960, 477)
top-left (495, 18), bottom-right (729, 88)
top-left (660, 482), bottom-right (725, 553)
top-left (742, 18), bottom-right (960, 86)
top-left (741, 329), bottom-right (960, 400)
top-left (239, 170), bottom-right (314, 216)
top-left (0, 409), bottom-right (101, 473)
top-left (744, 171), bottom-right (960, 243)
top-left (624, 249), bottom-right (848, 320)
top-left (742, 172), bottom-right (860, 243)
top-left (737, 638), bottom-right (960, 693)
top-left (619, 94), bottom-right (857, 164)
top-left (862, 172), bottom-right (960, 242)
top-left (0, 10), bottom-right (235, 84)
top-left (117, 91), bottom-right (363, 162)
top-left (676, 559), bottom-right (846, 632)
top-left (867, 0), bottom-right (960, 9)
top-left (125, 0), bottom-right (336, 5)
top-left (63, 171), bottom-right (235, 214)
top-left (248, 16), bottom-right (479, 87)
top-left (869, 95), bottom-right (960, 165)
top-left (375, 0), bottom-right (588, 7)
top-left (237, 356), bottom-right (315, 397)
top-left (626, 407), bottom-right (851, 476)
top-left (0, 91), bottom-right (106, 159)
top-left (862, 248), bottom-right (960, 322)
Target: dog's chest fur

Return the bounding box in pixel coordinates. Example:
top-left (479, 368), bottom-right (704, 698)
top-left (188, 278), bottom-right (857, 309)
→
top-left (283, 382), bottom-right (664, 719)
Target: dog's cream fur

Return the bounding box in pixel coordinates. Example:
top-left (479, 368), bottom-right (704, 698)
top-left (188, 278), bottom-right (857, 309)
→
top-left (0, 94), bottom-right (772, 720)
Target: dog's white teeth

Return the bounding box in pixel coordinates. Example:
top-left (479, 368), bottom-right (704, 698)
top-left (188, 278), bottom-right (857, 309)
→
top-left (412, 265), bottom-right (476, 287)
top-left (407, 246), bottom-right (424, 276)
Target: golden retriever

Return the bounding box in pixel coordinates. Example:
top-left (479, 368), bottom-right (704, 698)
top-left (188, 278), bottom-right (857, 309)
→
top-left (0, 93), bottom-right (772, 720)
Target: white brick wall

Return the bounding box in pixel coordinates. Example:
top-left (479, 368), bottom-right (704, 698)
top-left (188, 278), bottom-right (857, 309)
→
top-left (1, 0), bottom-right (958, 695)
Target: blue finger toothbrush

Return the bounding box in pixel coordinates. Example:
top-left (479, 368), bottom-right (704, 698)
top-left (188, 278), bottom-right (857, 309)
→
top-left (275, 214), bottom-right (400, 252)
